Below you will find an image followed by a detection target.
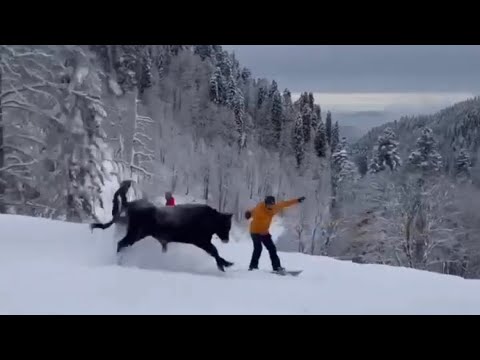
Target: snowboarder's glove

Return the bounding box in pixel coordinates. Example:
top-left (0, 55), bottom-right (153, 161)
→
top-left (298, 196), bottom-right (306, 203)
top-left (245, 211), bottom-right (252, 220)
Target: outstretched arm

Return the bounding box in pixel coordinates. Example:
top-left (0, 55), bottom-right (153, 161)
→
top-left (274, 197), bottom-right (305, 212)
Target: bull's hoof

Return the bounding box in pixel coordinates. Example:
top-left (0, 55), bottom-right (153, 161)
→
top-left (223, 260), bottom-right (234, 268)
top-left (217, 264), bottom-right (225, 272)
top-left (161, 244), bottom-right (168, 253)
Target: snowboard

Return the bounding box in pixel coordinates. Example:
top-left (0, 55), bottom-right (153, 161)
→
top-left (230, 268), bottom-right (302, 276)
top-left (271, 269), bottom-right (303, 276)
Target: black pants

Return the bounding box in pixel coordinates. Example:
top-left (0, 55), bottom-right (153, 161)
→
top-left (249, 233), bottom-right (282, 271)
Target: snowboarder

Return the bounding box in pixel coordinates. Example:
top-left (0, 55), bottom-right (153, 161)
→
top-left (165, 191), bottom-right (175, 206)
top-left (245, 195), bottom-right (305, 273)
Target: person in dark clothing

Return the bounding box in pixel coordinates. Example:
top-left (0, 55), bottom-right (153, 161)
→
top-left (245, 195), bottom-right (305, 272)
top-left (165, 191), bottom-right (175, 206)
top-left (112, 180), bottom-right (133, 218)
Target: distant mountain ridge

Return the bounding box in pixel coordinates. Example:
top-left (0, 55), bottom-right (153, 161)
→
top-left (353, 96), bottom-right (480, 173)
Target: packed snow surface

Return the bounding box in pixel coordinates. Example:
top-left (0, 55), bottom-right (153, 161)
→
top-left (1, 213), bottom-right (480, 315)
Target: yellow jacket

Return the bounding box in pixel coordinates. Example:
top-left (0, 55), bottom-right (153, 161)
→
top-left (247, 199), bottom-right (300, 235)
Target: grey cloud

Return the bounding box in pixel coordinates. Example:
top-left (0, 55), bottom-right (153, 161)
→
top-left (222, 45), bottom-right (480, 93)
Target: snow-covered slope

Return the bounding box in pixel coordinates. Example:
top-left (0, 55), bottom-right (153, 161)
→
top-left (1, 213), bottom-right (480, 314)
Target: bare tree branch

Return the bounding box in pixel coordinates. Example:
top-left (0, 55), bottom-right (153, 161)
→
top-left (0, 160), bottom-right (37, 173)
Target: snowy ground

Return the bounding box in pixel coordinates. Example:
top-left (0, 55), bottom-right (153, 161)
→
top-left (1, 213), bottom-right (480, 314)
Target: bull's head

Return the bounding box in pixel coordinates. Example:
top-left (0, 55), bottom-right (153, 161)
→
top-left (215, 212), bottom-right (233, 243)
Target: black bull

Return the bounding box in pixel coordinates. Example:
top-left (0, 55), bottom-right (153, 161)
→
top-left (90, 190), bottom-right (235, 272)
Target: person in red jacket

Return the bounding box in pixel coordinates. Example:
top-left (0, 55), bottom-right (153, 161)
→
top-left (165, 191), bottom-right (175, 206)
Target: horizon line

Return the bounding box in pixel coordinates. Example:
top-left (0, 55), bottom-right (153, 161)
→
top-left (291, 91), bottom-right (476, 113)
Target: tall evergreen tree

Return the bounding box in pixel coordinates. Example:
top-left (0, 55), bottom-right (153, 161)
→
top-left (369, 127), bottom-right (402, 173)
top-left (314, 119), bottom-right (327, 158)
top-left (308, 92), bottom-right (315, 110)
top-left (209, 67), bottom-right (222, 104)
top-left (314, 104), bottom-right (321, 121)
top-left (331, 121), bottom-right (340, 152)
top-left (269, 80), bottom-right (278, 98)
top-left (283, 88), bottom-right (292, 107)
top-left (302, 107), bottom-right (312, 143)
top-left (311, 111), bottom-right (319, 131)
top-left (271, 91), bottom-right (283, 147)
top-left (194, 45), bottom-right (213, 60)
top-left (408, 127), bottom-right (443, 174)
top-left (326, 111), bottom-right (332, 146)
top-left (455, 148), bottom-right (471, 179)
top-left (226, 74), bottom-right (236, 106)
top-left (293, 112), bottom-right (305, 168)
top-left (257, 86), bottom-right (267, 109)
top-left (332, 139), bottom-right (358, 185)
top-left (139, 48), bottom-right (153, 95)
top-left (240, 68), bottom-right (251, 82)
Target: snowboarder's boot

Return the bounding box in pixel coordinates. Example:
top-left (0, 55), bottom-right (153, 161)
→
top-left (273, 266), bottom-right (286, 275)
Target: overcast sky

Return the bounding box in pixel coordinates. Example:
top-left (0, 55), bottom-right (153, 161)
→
top-left (222, 45), bottom-right (480, 115)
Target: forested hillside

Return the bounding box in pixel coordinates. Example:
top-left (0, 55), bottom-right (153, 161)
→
top-left (327, 97), bottom-right (480, 279)
top-left (0, 45), bottom-right (342, 254)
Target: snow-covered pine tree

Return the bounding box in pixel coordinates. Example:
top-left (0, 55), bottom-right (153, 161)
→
top-left (257, 85), bottom-right (267, 109)
top-left (314, 118), bottom-right (327, 158)
top-left (268, 80), bottom-right (278, 98)
top-left (455, 148), bottom-right (471, 180)
top-left (308, 92), bottom-right (315, 110)
top-left (331, 136), bottom-right (359, 214)
top-left (297, 92), bottom-right (308, 109)
top-left (209, 67), bottom-right (223, 104)
top-left (283, 88), bottom-right (293, 108)
top-left (314, 104), bottom-right (321, 122)
top-left (331, 121), bottom-right (339, 152)
top-left (217, 50), bottom-right (233, 79)
top-left (369, 127), bottom-right (402, 173)
top-left (326, 111), bottom-right (332, 146)
top-left (332, 138), bottom-right (358, 185)
top-left (335, 136), bottom-right (347, 152)
top-left (138, 47), bottom-right (153, 95)
top-left (240, 68), bottom-right (251, 82)
top-left (271, 90), bottom-right (282, 148)
top-left (278, 88), bottom-right (296, 156)
top-left (293, 111), bottom-right (305, 168)
top-left (354, 151), bottom-right (369, 177)
top-left (115, 45), bottom-right (141, 93)
top-left (232, 88), bottom-right (246, 150)
top-left (302, 107), bottom-right (312, 143)
top-left (89, 45), bottom-right (110, 72)
top-left (226, 74), bottom-right (236, 107)
top-left (57, 47), bottom-right (110, 222)
top-left (194, 45), bottom-right (213, 61)
top-left (311, 111), bottom-right (318, 131)
top-left (408, 127), bottom-right (442, 175)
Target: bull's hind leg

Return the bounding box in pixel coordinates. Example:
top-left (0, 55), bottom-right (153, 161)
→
top-left (117, 227), bottom-right (143, 253)
top-left (197, 243), bottom-right (234, 272)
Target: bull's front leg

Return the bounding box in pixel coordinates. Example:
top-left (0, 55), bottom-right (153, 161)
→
top-left (153, 236), bottom-right (169, 253)
top-left (161, 240), bottom-right (168, 253)
top-left (196, 242), bottom-right (234, 272)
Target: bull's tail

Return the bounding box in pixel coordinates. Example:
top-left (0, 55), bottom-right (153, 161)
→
top-left (90, 218), bottom-right (116, 231)
top-left (90, 180), bottom-right (133, 232)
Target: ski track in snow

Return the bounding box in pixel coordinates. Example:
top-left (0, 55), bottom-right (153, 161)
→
top-left (1, 214), bottom-right (480, 314)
